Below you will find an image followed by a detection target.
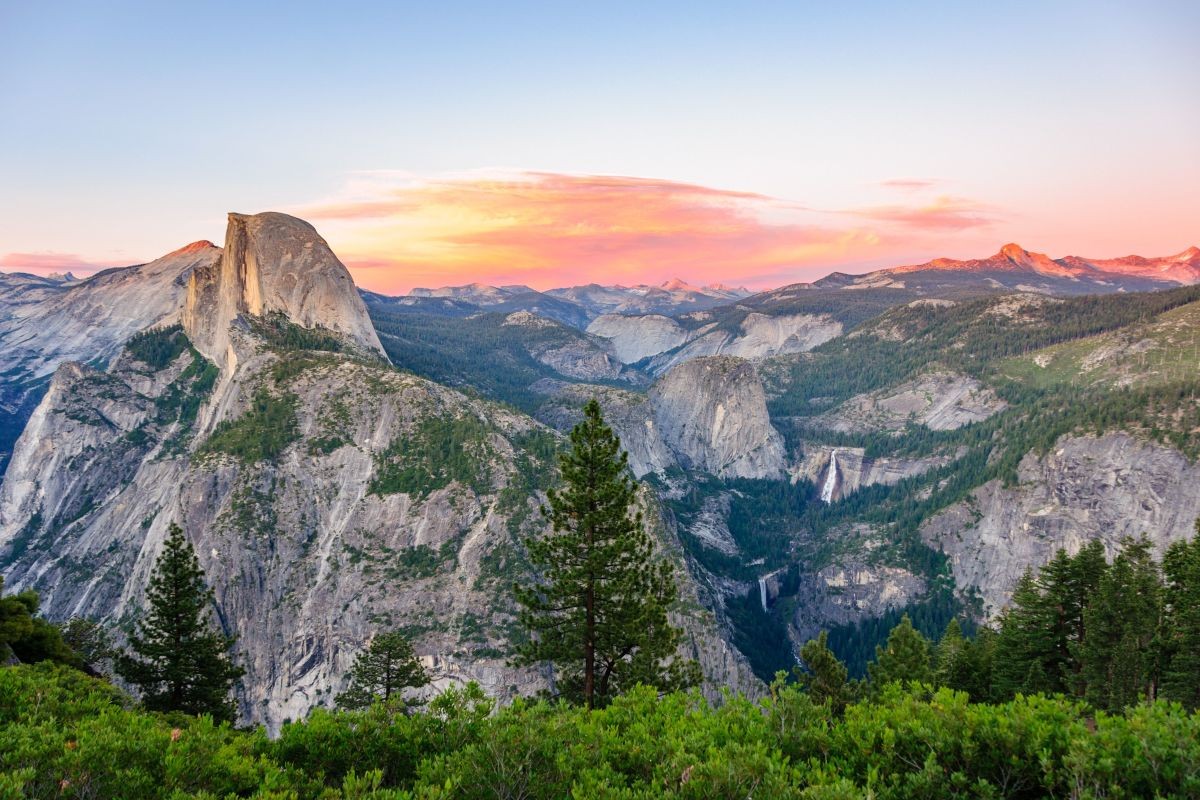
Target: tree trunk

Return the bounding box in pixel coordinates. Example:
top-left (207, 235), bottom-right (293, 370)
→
top-left (585, 581), bottom-right (595, 709)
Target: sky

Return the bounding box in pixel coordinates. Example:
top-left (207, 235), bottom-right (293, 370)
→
top-left (1, 1), bottom-right (1197, 294)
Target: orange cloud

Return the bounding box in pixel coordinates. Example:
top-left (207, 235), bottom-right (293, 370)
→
top-left (847, 195), bottom-right (998, 232)
top-left (296, 171), bottom-right (886, 293)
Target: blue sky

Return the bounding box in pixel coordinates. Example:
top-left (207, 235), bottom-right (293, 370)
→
top-left (1, 1), bottom-right (1197, 290)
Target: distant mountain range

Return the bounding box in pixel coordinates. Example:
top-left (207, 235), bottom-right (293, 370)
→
top-left (389, 244), bottom-right (1200, 322)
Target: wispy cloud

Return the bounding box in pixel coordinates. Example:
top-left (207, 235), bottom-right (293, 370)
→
top-left (846, 195), bottom-right (998, 232)
top-left (878, 178), bottom-right (940, 191)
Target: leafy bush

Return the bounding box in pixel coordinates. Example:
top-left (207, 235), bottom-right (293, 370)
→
top-left (3, 665), bottom-right (1200, 799)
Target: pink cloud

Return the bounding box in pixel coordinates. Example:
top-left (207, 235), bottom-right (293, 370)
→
top-left (846, 195), bottom-right (998, 232)
top-left (879, 178), bottom-right (939, 191)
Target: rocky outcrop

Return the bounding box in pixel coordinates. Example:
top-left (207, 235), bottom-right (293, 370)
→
top-left (0, 242), bottom-right (219, 476)
top-left (504, 312), bottom-right (643, 384)
top-left (648, 357), bottom-right (786, 479)
top-left (586, 314), bottom-right (689, 363)
top-left (789, 561), bottom-right (926, 643)
top-left (587, 311), bottom-right (842, 373)
top-left (921, 433), bottom-right (1200, 617)
top-left (183, 212), bottom-right (385, 368)
top-left (791, 445), bottom-right (958, 501)
top-left (536, 357), bottom-right (786, 480)
top-left (647, 313), bottom-right (842, 374)
top-left (532, 382), bottom-right (676, 478)
top-left (813, 371), bottom-right (1006, 434)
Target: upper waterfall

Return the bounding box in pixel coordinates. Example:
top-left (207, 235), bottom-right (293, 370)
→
top-left (820, 449), bottom-right (839, 504)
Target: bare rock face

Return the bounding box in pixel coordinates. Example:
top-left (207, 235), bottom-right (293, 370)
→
top-left (647, 313), bottom-right (843, 374)
top-left (536, 357), bottom-right (786, 480)
top-left (0, 242), bottom-right (219, 476)
top-left (788, 560), bottom-right (926, 643)
top-left (922, 432), bottom-right (1200, 617)
top-left (587, 311), bottom-right (842, 374)
top-left (183, 212), bottom-right (385, 368)
top-left (586, 314), bottom-right (689, 363)
top-left (792, 445), bottom-right (956, 501)
top-left (814, 371), bottom-right (1006, 434)
top-left (648, 357), bottom-right (786, 479)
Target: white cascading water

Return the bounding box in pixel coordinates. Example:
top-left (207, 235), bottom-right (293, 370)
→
top-left (820, 449), bottom-right (839, 504)
top-left (758, 575), bottom-right (769, 612)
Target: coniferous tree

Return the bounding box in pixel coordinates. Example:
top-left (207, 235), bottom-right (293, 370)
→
top-left (1080, 537), bottom-right (1162, 712)
top-left (514, 399), bottom-right (699, 708)
top-left (796, 631), bottom-right (850, 713)
top-left (1158, 528), bottom-right (1200, 708)
top-left (867, 613), bottom-right (932, 689)
top-left (1059, 540), bottom-right (1109, 695)
top-left (933, 618), bottom-right (965, 684)
top-left (336, 630), bottom-right (430, 709)
top-left (60, 617), bottom-right (115, 674)
top-left (116, 523), bottom-right (243, 721)
top-left (992, 570), bottom-right (1058, 699)
top-left (1033, 543), bottom-right (1105, 694)
top-left (962, 627), bottom-right (998, 702)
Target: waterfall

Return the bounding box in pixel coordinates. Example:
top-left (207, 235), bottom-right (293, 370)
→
top-left (758, 575), bottom-right (769, 612)
top-left (820, 449), bottom-right (839, 504)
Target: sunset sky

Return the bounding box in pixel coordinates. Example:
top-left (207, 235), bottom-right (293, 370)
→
top-left (1, 1), bottom-right (1197, 293)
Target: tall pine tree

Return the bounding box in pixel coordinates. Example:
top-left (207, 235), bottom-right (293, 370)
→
top-left (992, 570), bottom-right (1057, 700)
top-left (514, 399), bottom-right (699, 708)
top-left (116, 523), bottom-right (243, 721)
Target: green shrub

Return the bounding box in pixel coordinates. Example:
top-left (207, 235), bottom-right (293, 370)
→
top-left (369, 415), bottom-right (493, 498)
top-left (4, 663), bottom-right (1199, 798)
top-left (199, 388), bottom-right (299, 463)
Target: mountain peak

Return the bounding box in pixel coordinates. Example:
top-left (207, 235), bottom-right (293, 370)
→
top-left (169, 240), bottom-right (219, 257)
top-left (998, 242), bottom-right (1031, 261)
top-left (660, 278), bottom-right (695, 292)
top-left (182, 212), bottom-right (385, 368)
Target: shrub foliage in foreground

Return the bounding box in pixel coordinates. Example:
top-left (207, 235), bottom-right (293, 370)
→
top-left (3, 663), bottom-right (1200, 799)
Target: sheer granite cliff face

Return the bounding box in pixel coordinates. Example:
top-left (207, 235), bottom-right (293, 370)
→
top-left (646, 357), bottom-right (786, 479)
top-left (921, 432), bottom-right (1200, 616)
top-left (0, 213), bottom-right (758, 730)
top-left (183, 212), bottom-right (385, 369)
top-left (535, 356), bottom-right (786, 480)
top-left (0, 243), bottom-right (219, 476)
